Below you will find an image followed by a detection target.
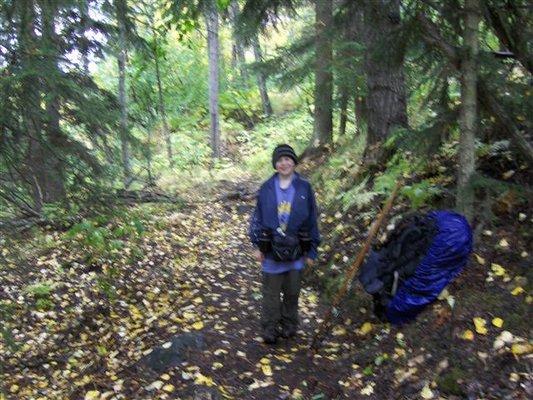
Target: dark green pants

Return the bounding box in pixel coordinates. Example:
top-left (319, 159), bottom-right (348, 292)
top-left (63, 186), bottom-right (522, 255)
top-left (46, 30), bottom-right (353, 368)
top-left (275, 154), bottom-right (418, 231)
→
top-left (261, 269), bottom-right (302, 336)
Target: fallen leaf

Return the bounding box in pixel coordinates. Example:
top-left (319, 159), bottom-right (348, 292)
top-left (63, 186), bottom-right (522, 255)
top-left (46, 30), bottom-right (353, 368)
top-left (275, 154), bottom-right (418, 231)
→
top-left (473, 317), bottom-right (488, 335)
top-left (491, 263), bottom-right (506, 276)
top-left (492, 317), bottom-right (504, 328)
top-left (359, 322), bottom-right (373, 335)
top-left (461, 330), bottom-right (474, 340)
top-left (191, 321), bottom-right (204, 330)
top-left (261, 364), bottom-right (273, 376)
top-left (162, 384), bottom-right (174, 392)
top-left (511, 286), bottom-right (524, 296)
top-left (474, 254), bottom-right (485, 265)
top-left (145, 380), bottom-right (163, 391)
top-left (84, 391), bottom-right (100, 400)
top-left (332, 326), bottom-right (347, 336)
top-left (360, 383), bottom-right (374, 395)
top-left (511, 342), bottom-right (533, 356)
top-left (420, 384), bottom-right (434, 399)
top-left (194, 373), bottom-right (215, 386)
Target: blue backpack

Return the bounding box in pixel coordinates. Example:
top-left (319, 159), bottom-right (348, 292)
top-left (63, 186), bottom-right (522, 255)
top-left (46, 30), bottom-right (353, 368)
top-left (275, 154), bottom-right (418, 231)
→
top-left (359, 210), bottom-right (473, 324)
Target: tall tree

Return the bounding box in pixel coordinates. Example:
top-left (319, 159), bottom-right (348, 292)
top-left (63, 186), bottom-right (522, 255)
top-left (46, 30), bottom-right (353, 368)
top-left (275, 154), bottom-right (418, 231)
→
top-left (1, 0), bottom-right (118, 214)
top-left (19, 0), bottom-right (48, 211)
top-left (313, 0), bottom-right (333, 148)
top-left (361, 0), bottom-right (408, 147)
top-left (38, 0), bottom-right (67, 203)
top-left (115, 0), bottom-right (133, 187)
top-left (205, 0), bottom-right (221, 159)
top-left (149, 10), bottom-right (173, 166)
top-left (336, 1), bottom-right (359, 137)
top-left (229, 0), bottom-right (248, 80)
top-left (456, 0), bottom-right (480, 220)
top-left (252, 34), bottom-right (273, 117)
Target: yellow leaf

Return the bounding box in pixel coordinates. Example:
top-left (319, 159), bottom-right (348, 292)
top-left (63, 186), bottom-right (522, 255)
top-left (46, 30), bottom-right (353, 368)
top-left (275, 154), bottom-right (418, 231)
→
top-left (359, 322), bottom-right (373, 335)
top-left (274, 354), bottom-right (292, 363)
top-left (191, 321), bottom-right (204, 330)
top-left (9, 385), bottom-right (19, 393)
top-left (261, 364), bottom-right (273, 376)
top-left (194, 373), bottom-right (215, 386)
top-left (213, 348), bottom-right (228, 356)
top-left (192, 297), bottom-right (203, 305)
top-left (183, 312), bottom-right (196, 320)
top-left (84, 391), bottom-right (100, 400)
top-left (473, 318), bottom-right (488, 335)
top-left (212, 362), bottom-right (223, 370)
top-left (332, 326), bottom-right (347, 336)
top-left (461, 330), bottom-right (474, 341)
top-left (499, 238), bottom-right (509, 247)
top-left (492, 318), bottom-right (504, 328)
top-left (259, 357), bottom-right (270, 365)
top-left (394, 347), bottom-right (406, 357)
top-left (474, 254), bottom-right (485, 265)
top-left (491, 263), bottom-right (506, 276)
top-left (420, 384), bottom-right (434, 399)
top-left (511, 286), bottom-right (525, 296)
top-left (162, 384), bottom-right (175, 393)
top-left (511, 343), bottom-right (533, 356)
top-left (160, 374), bottom-right (170, 381)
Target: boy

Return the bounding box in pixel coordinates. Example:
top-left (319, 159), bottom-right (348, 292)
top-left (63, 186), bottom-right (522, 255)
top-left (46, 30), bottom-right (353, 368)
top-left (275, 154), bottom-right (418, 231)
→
top-left (249, 144), bottom-right (321, 344)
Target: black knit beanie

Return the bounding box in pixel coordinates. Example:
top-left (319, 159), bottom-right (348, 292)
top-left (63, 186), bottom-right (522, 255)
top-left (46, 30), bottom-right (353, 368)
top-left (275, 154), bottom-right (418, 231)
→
top-left (272, 144), bottom-right (298, 169)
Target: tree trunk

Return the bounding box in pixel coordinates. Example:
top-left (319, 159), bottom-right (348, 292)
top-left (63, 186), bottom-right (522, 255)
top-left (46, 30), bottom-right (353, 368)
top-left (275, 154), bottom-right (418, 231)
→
top-left (116, 0), bottom-right (132, 187)
top-left (354, 95), bottom-right (366, 137)
top-left (19, 0), bottom-right (44, 211)
top-left (146, 127), bottom-right (155, 187)
top-left (313, 0), bottom-right (333, 147)
top-left (80, 0), bottom-right (90, 74)
top-left (252, 34), bottom-right (273, 117)
top-left (37, 0), bottom-right (67, 204)
top-left (152, 27), bottom-right (173, 166)
top-left (205, 0), bottom-right (221, 160)
top-left (456, 0), bottom-right (480, 221)
top-left (338, 90), bottom-right (348, 137)
top-left (338, 3), bottom-right (358, 138)
top-left (361, 0), bottom-right (408, 146)
top-left (229, 0), bottom-right (247, 80)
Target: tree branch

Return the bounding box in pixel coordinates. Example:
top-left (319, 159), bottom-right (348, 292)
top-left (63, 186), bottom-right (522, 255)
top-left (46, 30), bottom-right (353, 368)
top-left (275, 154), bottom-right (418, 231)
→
top-left (416, 12), bottom-right (533, 165)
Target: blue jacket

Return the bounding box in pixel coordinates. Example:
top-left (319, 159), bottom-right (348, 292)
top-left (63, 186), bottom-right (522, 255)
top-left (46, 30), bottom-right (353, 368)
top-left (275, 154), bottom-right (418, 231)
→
top-left (249, 172), bottom-right (321, 260)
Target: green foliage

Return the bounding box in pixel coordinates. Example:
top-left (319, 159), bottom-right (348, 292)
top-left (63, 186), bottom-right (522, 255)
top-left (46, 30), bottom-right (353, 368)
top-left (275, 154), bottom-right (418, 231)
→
top-left (25, 281), bottom-right (55, 311)
top-left (64, 209), bottom-right (146, 264)
top-left (25, 282), bottom-right (54, 298)
top-left (336, 178), bottom-right (377, 212)
top-left (239, 110), bottom-right (313, 177)
top-left (401, 180), bottom-right (443, 209)
top-left (97, 274), bottom-right (117, 300)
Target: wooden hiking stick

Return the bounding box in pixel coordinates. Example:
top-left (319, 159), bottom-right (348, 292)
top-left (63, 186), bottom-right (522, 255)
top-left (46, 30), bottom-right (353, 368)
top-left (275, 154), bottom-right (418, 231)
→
top-left (309, 180), bottom-right (402, 352)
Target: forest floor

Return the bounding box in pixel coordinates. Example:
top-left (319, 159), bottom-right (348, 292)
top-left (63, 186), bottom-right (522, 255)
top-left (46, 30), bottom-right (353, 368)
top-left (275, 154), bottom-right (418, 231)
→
top-left (1, 179), bottom-right (531, 400)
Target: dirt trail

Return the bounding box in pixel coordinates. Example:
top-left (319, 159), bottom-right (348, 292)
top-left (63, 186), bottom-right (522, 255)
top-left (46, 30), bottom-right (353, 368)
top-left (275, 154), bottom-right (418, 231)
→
top-left (130, 197), bottom-right (363, 399)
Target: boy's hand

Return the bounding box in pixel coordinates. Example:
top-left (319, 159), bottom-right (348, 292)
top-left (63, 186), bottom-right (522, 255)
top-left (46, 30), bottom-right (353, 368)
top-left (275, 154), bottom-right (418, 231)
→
top-left (253, 249), bottom-right (264, 262)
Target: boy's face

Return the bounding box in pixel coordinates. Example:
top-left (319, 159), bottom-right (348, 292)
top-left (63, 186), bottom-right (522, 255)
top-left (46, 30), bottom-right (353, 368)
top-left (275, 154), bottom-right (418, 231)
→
top-left (275, 156), bottom-right (296, 177)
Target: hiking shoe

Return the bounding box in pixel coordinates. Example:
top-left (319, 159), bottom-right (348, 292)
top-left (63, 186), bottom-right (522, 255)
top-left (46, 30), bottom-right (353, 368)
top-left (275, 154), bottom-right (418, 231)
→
top-left (280, 327), bottom-right (297, 339)
top-left (262, 331), bottom-right (278, 344)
